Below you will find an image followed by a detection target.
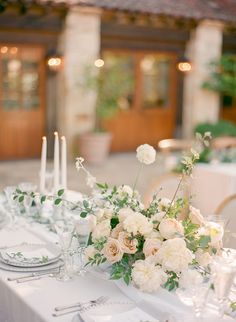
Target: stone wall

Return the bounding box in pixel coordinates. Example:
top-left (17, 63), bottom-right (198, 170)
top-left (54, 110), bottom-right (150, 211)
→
top-left (58, 7), bottom-right (101, 157)
top-left (183, 20), bottom-right (224, 138)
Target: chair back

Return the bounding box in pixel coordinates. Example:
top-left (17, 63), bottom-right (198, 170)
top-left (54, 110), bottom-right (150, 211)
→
top-left (158, 139), bottom-right (194, 153)
top-left (211, 137), bottom-right (236, 151)
top-left (144, 173), bottom-right (189, 207)
top-left (215, 194), bottom-right (236, 249)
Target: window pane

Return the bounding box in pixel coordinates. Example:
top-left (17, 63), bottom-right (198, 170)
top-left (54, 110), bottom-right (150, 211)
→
top-left (101, 53), bottom-right (135, 112)
top-left (2, 58), bottom-right (21, 110)
top-left (0, 46), bottom-right (40, 111)
top-left (141, 55), bottom-right (171, 109)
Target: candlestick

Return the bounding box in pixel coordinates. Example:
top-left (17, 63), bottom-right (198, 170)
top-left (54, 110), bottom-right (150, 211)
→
top-left (53, 131), bottom-right (60, 193)
top-left (61, 136), bottom-right (67, 190)
top-left (39, 136), bottom-right (47, 193)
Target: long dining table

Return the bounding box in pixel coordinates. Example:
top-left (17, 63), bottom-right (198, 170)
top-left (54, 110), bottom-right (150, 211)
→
top-left (191, 163), bottom-right (236, 215)
top-left (0, 215), bottom-right (235, 321)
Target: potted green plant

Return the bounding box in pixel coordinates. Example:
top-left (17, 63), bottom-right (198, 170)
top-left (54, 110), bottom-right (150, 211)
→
top-left (78, 59), bottom-right (133, 165)
top-left (202, 54), bottom-right (236, 101)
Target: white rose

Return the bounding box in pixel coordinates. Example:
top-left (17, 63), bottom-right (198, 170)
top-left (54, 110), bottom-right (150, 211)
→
top-left (84, 245), bottom-right (97, 261)
top-left (136, 144), bottom-right (156, 165)
top-left (143, 238), bottom-right (162, 258)
top-left (155, 238), bottom-right (194, 273)
top-left (123, 212), bottom-right (153, 236)
top-left (117, 185), bottom-right (133, 198)
top-left (189, 206), bottom-right (205, 226)
top-left (179, 269), bottom-right (203, 289)
top-left (159, 218), bottom-right (184, 239)
top-left (95, 209), bottom-right (105, 221)
top-left (151, 212), bottom-right (166, 228)
top-left (158, 198), bottom-right (171, 211)
top-left (102, 238), bottom-right (124, 264)
top-left (146, 230), bottom-right (163, 240)
top-left (92, 219), bottom-right (111, 242)
top-left (132, 259), bottom-right (167, 293)
top-left (118, 232), bottom-right (138, 254)
top-left (111, 223), bottom-right (123, 239)
top-left (195, 249), bottom-right (212, 267)
top-left (118, 208), bottom-right (135, 223)
top-left (103, 208), bottom-right (113, 220)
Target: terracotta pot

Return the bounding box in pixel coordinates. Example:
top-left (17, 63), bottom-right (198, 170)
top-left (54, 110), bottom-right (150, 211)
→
top-left (78, 132), bottom-right (112, 165)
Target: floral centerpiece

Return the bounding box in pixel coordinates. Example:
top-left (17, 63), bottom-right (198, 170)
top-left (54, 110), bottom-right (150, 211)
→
top-left (14, 133), bottom-right (224, 294)
top-left (75, 133), bottom-right (224, 293)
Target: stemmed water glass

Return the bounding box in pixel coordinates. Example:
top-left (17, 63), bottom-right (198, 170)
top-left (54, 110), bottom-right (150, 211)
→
top-left (4, 185), bottom-right (18, 225)
top-left (54, 220), bottom-right (75, 282)
top-left (18, 182), bottom-right (37, 216)
top-left (176, 267), bottom-right (212, 321)
top-left (74, 216), bottom-right (92, 275)
top-left (211, 251), bottom-right (236, 318)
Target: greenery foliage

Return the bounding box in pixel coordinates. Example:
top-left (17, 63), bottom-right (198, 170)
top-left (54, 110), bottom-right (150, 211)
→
top-left (194, 120), bottom-right (236, 138)
top-left (202, 54), bottom-right (236, 97)
top-left (84, 59), bottom-right (133, 132)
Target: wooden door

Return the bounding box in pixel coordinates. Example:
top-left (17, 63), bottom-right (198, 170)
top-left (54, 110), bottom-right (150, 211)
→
top-left (0, 45), bottom-right (45, 160)
top-left (221, 96), bottom-right (236, 124)
top-left (102, 51), bottom-right (177, 151)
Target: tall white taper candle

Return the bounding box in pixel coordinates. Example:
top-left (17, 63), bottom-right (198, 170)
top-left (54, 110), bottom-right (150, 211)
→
top-left (61, 136), bottom-right (67, 190)
top-left (53, 131), bottom-right (60, 193)
top-left (39, 136), bottom-right (47, 193)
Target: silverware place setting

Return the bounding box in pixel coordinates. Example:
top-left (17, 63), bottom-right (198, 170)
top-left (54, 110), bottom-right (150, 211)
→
top-left (52, 296), bottom-right (109, 317)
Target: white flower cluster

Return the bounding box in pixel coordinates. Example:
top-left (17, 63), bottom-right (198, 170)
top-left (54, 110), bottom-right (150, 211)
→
top-left (82, 142), bottom-right (223, 293)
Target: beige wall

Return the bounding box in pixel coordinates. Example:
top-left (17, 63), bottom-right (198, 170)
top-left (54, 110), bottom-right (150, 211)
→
top-left (183, 20), bottom-right (224, 138)
top-left (58, 7), bottom-right (101, 157)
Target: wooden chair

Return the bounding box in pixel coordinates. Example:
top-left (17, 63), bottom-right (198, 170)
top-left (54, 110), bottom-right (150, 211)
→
top-left (215, 194), bottom-right (236, 249)
top-left (157, 139), bottom-right (194, 171)
top-left (211, 136), bottom-right (236, 151)
top-left (158, 139), bottom-right (194, 153)
top-left (143, 172), bottom-right (189, 208)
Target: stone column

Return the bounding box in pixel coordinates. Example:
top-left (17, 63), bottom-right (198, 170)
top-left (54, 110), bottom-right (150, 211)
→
top-left (57, 7), bottom-right (101, 157)
top-left (182, 20), bottom-right (224, 138)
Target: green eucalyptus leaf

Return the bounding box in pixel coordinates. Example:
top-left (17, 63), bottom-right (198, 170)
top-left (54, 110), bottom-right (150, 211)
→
top-left (54, 198), bottom-right (62, 205)
top-left (57, 189), bottom-right (64, 197)
top-left (80, 211), bottom-right (87, 218)
top-left (40, 196), bottom-right (46, 204)
top-left (18, 195), bottom-right (24, 203)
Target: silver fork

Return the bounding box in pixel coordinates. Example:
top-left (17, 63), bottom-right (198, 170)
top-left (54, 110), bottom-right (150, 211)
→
top-left (52, 296), bottom-right (109, 317)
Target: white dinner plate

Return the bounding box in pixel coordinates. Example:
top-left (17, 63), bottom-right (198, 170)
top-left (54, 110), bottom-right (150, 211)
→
top-left (0, 258), bottom-right (63, 272)
top-left (72, 302), bottom-right (136, 322)
top-left (0, 242), bottom-right (61, 267)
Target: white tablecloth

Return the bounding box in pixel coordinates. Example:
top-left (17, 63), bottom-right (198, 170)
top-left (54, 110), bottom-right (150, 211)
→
top-left (191, 163), bottom-right (236, 215)
top-left (0, 222), bottom-right (235, 322)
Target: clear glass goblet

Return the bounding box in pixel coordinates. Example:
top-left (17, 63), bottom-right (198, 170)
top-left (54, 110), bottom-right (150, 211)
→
top-left (54, 220), bottom-right (75, 282)
top-left (74, 216), bottom-right (92, 275)
top-left (18, 182), bottom-right (37, 216)
top-left (211, 252), bottom-right (236, 318)
top-left (176, 267), bottom-right (211, 321)
top-left (4, 185), bottom-right (18, 225)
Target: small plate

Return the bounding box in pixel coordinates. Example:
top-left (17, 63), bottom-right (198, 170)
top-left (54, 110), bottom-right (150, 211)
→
top-left (0, 242), bottom-right (61, 267)
top-left (72, 302), bottom-right (136, 322)
top-left (0, 258), bottom-right (63, 272)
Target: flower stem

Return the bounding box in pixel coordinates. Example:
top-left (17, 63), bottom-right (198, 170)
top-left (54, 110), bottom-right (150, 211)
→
top-left (133, 163), bottom-right (143, 192)
top-left (166, 175), bottom-right (184, 215)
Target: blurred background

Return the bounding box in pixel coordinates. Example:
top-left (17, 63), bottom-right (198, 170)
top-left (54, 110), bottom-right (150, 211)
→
top-left (0, 0), bottom-right (236, 196)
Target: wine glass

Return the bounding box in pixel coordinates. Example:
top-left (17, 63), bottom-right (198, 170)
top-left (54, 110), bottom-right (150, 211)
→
top-left (211, 252), bottom-right (236, 318)
top-left (176, 267), bottom-right (212, 321)
top-left (18, 182), bottom-right (37, 216)
top-left (4, 185), bottom-right (18, 225)
top-left (74, 216), bottom-right (92, 275)
top-left (54, 220), bottom-right (75, 282)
